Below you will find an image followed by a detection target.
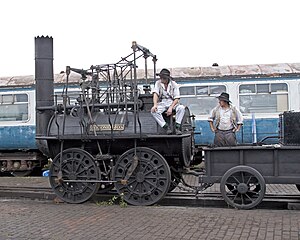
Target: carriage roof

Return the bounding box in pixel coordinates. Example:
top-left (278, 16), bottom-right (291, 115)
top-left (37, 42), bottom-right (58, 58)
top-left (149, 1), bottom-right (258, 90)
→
top-left (1, 62), bottom-right (300, 88)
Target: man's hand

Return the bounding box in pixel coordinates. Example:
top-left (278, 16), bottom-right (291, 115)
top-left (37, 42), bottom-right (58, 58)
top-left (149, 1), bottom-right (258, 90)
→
top-left (233, 127), bottom-right (239, 133)
top-left (151, 105), bottom-right (158, 113)
top-left (166, 106), bottom-right (173, 116)
top-left (211, 127), bottom-right (217, 133)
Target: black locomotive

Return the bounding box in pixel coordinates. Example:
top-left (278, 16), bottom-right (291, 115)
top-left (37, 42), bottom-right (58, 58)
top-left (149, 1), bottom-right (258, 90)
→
top-left (35, 36), bottom-right (200, 206)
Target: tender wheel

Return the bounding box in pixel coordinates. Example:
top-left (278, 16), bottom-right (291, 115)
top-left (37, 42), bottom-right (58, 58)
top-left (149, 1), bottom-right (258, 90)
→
top-left (49, 148), bottom-right (99, 203)
top-left (220, 166), bottom-right (266, 210)
top-left (112, 147), bottom-right (171, 206)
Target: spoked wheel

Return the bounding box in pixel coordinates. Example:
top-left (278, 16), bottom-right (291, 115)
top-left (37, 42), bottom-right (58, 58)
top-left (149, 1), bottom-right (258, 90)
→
top-left (49, 148), bottom-right (100, 203)
top-left (112, 147), bottom-right (171, 206)
top-left (220, 166), bottom-right (266, 210)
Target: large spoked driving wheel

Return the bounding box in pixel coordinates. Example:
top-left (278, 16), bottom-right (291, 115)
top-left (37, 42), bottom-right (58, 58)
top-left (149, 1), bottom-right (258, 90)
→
top-left (49, 148), bottom-right (99, 203)
top-left (112, 147), bottom-right (171, 206)
top-left (220, 166), bottom-right (266, 210)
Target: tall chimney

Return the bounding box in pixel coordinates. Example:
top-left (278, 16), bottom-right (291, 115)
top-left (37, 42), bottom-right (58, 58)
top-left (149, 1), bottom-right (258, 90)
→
top-left (35, 36), bottom-right (54, 154)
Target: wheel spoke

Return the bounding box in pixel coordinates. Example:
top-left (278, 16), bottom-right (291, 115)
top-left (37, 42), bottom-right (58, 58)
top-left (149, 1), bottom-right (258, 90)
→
top-left (129, 181), bottom-right (139, 192)
top-left (231, 175), bottom-right (241, 184)
top-left (244, 193), bottom-right (254, 202)
top-left (241, 172), bottom-right (245, 183)
top-left (246, 175), bottom-right (253, 185)
top-left (144, 179), bottom-right (159, 189)
top-left (62, 168), bottom-right (71, 175)
top-left (49, 148), bottom-right (99, 203)
top-left (220, 166), bottom-right (265, 210)
top-left (113, 147), bottom-right (170, 206)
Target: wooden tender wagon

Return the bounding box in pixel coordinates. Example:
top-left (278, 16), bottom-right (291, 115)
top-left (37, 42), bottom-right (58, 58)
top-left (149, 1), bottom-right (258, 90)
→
top-left (201, 145), bottom-right (300, 209)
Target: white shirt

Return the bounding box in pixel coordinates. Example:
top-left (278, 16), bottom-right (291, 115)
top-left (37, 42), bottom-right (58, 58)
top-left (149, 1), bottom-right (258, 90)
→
top-left (208, 104), bottom-right (243, 131)
top-left (218, 108), bottom-right (233, 130)
top-left (152, 80), bottom-right (180, 102)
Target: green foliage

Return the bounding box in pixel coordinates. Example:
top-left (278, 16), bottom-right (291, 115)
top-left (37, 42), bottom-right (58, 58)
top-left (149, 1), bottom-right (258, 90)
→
top-left (96, 193), bottom-right (127, 208)
top-left (42, 158), bottom-right (52, 171)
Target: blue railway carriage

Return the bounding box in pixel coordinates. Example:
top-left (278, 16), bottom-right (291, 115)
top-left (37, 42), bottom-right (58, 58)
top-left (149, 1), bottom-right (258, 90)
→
top-left (0, 74), bottom-right (80, 176)
top-left (169, 63), bottom-right (300, 145)
top-left (0, 77), bottom-right (43, 176)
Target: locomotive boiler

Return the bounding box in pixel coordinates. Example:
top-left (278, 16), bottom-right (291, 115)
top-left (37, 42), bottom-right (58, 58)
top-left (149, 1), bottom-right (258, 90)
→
top-left (35, 36), bottom-right (198, 206)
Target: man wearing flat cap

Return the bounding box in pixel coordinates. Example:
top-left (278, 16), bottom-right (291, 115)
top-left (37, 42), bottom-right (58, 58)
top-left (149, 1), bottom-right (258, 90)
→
top-left (151, 68), bottom-right (185, 135)
top-left (208, 92), bottom-right (243, 146)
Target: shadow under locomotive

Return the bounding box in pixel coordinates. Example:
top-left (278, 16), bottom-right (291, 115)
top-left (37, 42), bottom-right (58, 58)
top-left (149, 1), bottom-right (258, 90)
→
top-left (35, 36), bottom-right (202, 206)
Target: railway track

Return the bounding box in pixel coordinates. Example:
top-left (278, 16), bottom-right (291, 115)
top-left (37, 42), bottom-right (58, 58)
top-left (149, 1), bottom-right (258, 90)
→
top-left (0, 184), bottom-right (299, 210)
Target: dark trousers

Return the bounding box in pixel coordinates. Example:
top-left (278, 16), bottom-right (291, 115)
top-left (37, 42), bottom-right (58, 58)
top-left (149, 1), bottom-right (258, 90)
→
top-left (214, 129), bottom-right (237, 147)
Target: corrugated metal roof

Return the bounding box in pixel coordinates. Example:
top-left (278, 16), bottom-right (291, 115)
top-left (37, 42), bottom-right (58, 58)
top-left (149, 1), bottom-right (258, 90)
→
top-left (0, 72), bottom-right (81, 87)
top-left (136, 63), bottom-right (300, 80)
top-left (167, 63), bottom-right (300, 79)
top-left (1, 62), bottom-right (300, 87)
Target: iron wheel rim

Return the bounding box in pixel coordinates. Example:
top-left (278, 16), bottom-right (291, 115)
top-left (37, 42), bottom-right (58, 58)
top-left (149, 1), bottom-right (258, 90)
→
top-left (220, 166), bottom-right (265, 210)
top-left (112, 147), bottom-right (171, 206)
top-left (49, 148), bottom-right (99, 203)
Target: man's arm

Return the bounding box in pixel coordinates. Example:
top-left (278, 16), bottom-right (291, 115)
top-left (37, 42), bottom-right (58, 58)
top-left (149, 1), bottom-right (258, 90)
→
top-left (166, 81), bottom-right (180, 116)
top-left (234, 124), bottom-right (242, 132)
top-left (166, 98), bottom-right (179, 116)
top-left (209, 121), bottom-right (216, 132)
top-left (151, 93), bottom-right (159, 113)
top-left (234, 108), bottom-right (244, 132)
top-left (208, 108), bottom-right (216, 132)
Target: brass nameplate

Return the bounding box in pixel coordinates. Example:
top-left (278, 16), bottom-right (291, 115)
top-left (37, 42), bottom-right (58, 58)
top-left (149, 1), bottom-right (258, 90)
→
top-left (90, 124), bottom-right (125, 131)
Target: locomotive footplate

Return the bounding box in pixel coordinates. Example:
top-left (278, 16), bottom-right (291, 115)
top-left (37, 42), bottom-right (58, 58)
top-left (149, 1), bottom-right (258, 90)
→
top-left (37, 133), bottom-right (191, 140)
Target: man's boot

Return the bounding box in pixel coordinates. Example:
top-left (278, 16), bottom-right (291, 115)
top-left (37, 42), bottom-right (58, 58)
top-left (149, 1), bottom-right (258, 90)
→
top-left (163, 123), bottom-right (172, 135)
top-left (175, 123), bottom-right (182, 135)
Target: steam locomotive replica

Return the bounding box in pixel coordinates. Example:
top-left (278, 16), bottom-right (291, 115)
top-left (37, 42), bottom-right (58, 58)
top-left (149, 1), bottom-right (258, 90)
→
top-left (35, 36), bottom-right (200, 206)
top-left (35, 36), bottom-right (300, 209)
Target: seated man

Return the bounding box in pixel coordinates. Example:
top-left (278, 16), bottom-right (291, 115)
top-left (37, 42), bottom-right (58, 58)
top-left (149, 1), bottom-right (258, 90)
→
top-left (151, 68), bottom-right (185, 135)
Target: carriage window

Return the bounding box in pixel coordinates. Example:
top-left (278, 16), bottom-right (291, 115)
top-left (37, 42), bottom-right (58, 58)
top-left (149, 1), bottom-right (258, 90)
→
top-left (257, 84), bottom-right (269, 93)
top-left (210, 85), bottom-right (226, 95)
top-left (196, 86), bottom-right (208, 95)
top-left (271, 83), bottom-right (288, 92)
top-left (179, 85), bottom-right (226, 115)
top-left (179, 86), bottom-right (195, 96)
top-left (239, 83), bottom-right (288, 113)
top-left (239, 84), bottom-right (255, 93)
top-left (0, 94), bottom-right (29, 121)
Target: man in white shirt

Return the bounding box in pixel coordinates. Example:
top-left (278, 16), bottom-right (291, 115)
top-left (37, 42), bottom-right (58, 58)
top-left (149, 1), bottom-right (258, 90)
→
top-left (208, 92), bottom-right (243, 146)
top-left (151, 68), bottom-right (185, 135)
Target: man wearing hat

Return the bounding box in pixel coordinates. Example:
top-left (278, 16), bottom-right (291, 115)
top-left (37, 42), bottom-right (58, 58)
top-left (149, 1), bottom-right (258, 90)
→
top-left (208, 92), bottom-right (243, 146)
top-left (151, 68), bottom-right (185, 135)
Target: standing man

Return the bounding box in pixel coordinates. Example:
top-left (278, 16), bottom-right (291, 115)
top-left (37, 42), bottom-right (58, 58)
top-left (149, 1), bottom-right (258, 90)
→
top-left (208, 92), bottom-right (243, 146)
top-left (151, 68), bottom-right (185, 135)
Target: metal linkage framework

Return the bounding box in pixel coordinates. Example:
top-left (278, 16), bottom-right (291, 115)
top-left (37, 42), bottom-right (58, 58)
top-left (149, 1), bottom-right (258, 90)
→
top-left (55, 42), bottom-right (157, 137)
